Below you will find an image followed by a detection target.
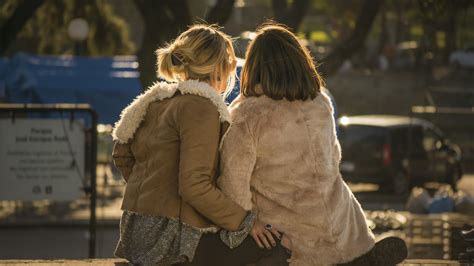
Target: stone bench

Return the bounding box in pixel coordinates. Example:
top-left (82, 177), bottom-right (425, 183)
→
top-left (0, 259), bottom-right (462, 265)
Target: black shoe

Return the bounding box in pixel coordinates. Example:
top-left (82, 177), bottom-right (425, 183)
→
top-left (461, 228), bottom-right (474, 244)
top-left (370, 236), bottom-right (407, 265)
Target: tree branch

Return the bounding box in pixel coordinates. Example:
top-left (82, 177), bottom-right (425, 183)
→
top-left (272, 0), bottom-right (310, 31)
top-left (166, 0), bottom-right (192, 27)
top-left (132, 0), bottom-right (192, 89)
top-left (205, 0), bottom-right (236, 25)
top-left (319, 0), bottom-right (383, 76)
top-left (0, 0), bottom-right (45, 55)
top-left (272, 0), bottom-right (288, 21)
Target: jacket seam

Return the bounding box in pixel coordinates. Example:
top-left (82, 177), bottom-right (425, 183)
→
top-left (238, 117), bottom-right (258, 184)
top-left (242, 118), bottom-right (256, 147)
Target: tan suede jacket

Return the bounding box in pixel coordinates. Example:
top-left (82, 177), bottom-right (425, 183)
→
top-left (111, 80), bottom-right (247, 231)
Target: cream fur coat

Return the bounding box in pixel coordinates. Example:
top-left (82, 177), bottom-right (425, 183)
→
top-left (218, 91), bottom-right (375, 265)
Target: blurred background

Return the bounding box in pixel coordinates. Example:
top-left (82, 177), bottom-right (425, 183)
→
top-left (0, 0), bottom-right (473, 262)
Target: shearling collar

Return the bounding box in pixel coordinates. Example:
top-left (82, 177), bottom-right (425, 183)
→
top-left (112, 80), bottom-right (230, 144)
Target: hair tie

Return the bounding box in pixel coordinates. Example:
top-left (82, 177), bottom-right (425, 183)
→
top-left (171, 53), bottom-right (188, 66)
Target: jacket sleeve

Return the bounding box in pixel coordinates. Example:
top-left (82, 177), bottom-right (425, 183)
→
top-left (112, 142), bottom-right (135, 183)
top-left (176, 98), bottom-right (247, 231)
top-left (217, 110), bottom-right (256, 211)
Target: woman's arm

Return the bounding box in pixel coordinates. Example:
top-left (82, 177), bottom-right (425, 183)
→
top-left (112, 142), bottom-right (135, 183)
top-left (176, 96), bottom-right (247, 231)
top-left (218, 107), bottom-right (283, 249)
top-left (217, 109), bottom-right (256, 211)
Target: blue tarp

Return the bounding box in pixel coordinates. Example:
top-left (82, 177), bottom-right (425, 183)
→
top-left (1, 53), bottom-right (141, 124)
top-left (1, 53), bottom-right (337, 124)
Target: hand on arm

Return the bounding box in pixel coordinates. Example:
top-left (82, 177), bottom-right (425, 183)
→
top-left (251, 219), bottom-right (282, 249)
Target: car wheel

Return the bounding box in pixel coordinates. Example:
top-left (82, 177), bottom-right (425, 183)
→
top-left (448, 166), bottom-right (461, 192)
top-left (392, 171), bottom-right (410, 196)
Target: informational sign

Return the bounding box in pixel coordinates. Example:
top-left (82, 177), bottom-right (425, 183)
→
top-left (0, 119), bottom-right (85, 201)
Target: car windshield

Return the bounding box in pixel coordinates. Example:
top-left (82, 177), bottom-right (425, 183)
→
top-left (338, 125), bottom-right (386, 154)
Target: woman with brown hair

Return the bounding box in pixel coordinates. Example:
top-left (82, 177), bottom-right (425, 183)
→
top-left (111, 24), bottom-right (283, 265)
top-left (218, 23), bottom-right (408, 265)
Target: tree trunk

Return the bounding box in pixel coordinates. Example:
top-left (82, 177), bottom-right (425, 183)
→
top-left (394, 0), bottom-right (408, 44)
top-left (445, 8), bottom-right (457, 62)
top-left (206, 0), bottom-right (236, 25)
top-left (444, 0), bottom-right (473, 61)
top-left (133, 0), bottom-right (236, 90)
top-left (377, 8), bottom-right (387, 54)
top-left (271, 0), bottom-right (310, 31)
top-left (0, 0), bottom-right (45, 55)
top-left (133, 0), bottom-right (191, 89)
top-left (319, 0), bottom-right (383, 77)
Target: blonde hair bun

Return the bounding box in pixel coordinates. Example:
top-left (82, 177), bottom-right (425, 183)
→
top-left (156, 24), bottom-right (236, 84)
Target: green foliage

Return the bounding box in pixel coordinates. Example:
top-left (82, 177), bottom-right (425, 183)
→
top-left (0, 0), bottom-right (19, 21)
top-left (311, 0), bottom-right (360, 27)
top-left (82, 1), bottom-right (135, 56)
top-left (10, 0), bottom-right (135, 56)
top-left (298, 0), bottom-right (362, 42)
top-left (304, 0), bottom-right (474, 53)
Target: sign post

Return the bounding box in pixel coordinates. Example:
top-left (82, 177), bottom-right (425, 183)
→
top-left (0, 119), bottom-right (85, 201)
top-left (0, 103), bottom-right (98, 258)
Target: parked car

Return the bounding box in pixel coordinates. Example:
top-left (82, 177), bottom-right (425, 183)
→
top-left (338, 115), bottom-right (462, 195)
top-left (450, 46), bottom-right (474, 69)
top-left (392, 41), bottom-right (418, 69)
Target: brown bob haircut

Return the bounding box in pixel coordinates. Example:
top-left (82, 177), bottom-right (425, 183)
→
top-left (241, 23), bottom-right (323, 101)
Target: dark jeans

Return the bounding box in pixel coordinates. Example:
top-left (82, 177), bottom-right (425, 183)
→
top-left (177, 233), bottom-right (290, 266)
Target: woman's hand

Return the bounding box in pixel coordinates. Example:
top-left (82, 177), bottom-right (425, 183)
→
top-left (250, 219), bottom-right (281, 249)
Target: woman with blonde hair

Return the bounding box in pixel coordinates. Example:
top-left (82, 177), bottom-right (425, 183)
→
top-left (218, 23), bottom-right (407, 265)
top-left (112, 24), bottom-right (283, 265)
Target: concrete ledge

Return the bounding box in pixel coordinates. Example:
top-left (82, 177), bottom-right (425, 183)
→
top-left (0, 259), bottom-right (127, 265)
top-left (400, 260), bottom-right (460, 265)
top-left (0, 259), bottom-right (462, 265)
